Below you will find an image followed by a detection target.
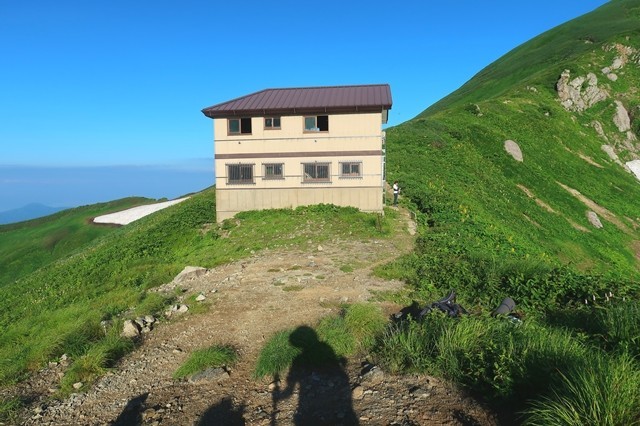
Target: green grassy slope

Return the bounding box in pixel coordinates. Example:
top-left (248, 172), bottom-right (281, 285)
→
top-left (386, 0), bottom-right (640, 286)
top-left (0, 188), bottom-right (393, 385)
top-left (0, 197), bottom-right (156, 287)
top-left (422, 0), bottom-right (640, 116)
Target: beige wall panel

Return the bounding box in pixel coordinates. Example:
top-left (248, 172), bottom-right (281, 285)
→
top-left (215, 187), bottom-right (382, 222)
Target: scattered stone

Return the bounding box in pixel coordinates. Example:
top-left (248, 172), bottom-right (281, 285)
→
top-left (195, 293), bottom-right (206, 302)
top-left (352, 385), bottom-right (365, 400)
top-left (189, 367), bottom-right (230, 383)
top-left (72, 382), bottom-right (83, 390)
top-left (587, 211), bottom-right (604, 229)
top-left (626, 160), bottom-right (640, 181)
top-left (317, 245), bottom-right (324, 252)
top-left (606, 73), bottom-right (618, 82)
top-left (361, 364), bottom-right (385, 384)
top-left (268, 380), bottom-right (280, 392)
top-left (121, 320), bottom-right (141, 338)
top-left (410, 387), bottom-right (431, 399)
top-left (172, 266), bottom-right (208, 284)
top-left (613, 100), bottom-right (631, 132)
top-left (504, 140), bottom-right (523, 162)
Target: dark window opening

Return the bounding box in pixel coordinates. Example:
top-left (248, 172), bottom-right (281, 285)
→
top-left (229, 118), bottom-right (252, 134)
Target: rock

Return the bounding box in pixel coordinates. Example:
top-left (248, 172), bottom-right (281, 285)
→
top-left (172, 266), bottom-right (208, 284)
top-left (504, 140), bottom-right (523, 162)
top-left (361, 365), bottom-right (385, 384)
top-left (557, 70), bottom-right (608, 112)
top-left (317, 245), bottom-right (324, 252)
top-left (352, 385), bottom-right (365, 400)
top-left (626, 160), bottom-right (640, 181)
top-left (587, 211), bottom-right (604, 229)
top-left (607, 73), bottom-right (618, 82)
top-left (72, 382), bottom-right (83, 390)
top-left (144, 315), bottom-right (156, 324)
top-left (268, 380), bottom-right (280, 392)
top-left (121, 320), bottom-right (141, 338)
top-left (592, 121), bottom-right (608, 141)
top-left (613, 101), bottom-right (631, 132)
top-left (195, 293), bottom-right (206, 302)
top-left (410, 387), bottom-right (431, 399)
top-left (189, 367), bottom-right (230, 383)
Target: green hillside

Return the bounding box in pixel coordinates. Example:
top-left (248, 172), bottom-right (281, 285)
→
top-left (0, 189), bottom-right (392, 386)
top-left (0, 197), bottom-right (155, 287)
top-left (386, 0), bottom-right (640, 297)
top-left (424, 0), bottom-right (640, 115)
top-left (3, 2), bottom-right (640, 423)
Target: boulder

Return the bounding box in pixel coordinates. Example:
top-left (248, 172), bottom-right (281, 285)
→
top-left (121, 320), bottom-right (141, 338)
top-left (504, 140), bottom-right (523, 162)
top-left (189, 367), bottom-right (230, 383)
top-left (613, 101), bottom-right (631, 132)
top-left (587, 211), bottom-right (604, 229)
top-left (173, 266), bottom-right (208, 284)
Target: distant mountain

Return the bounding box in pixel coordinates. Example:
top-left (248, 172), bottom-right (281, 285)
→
top-left (0, 203), bottom-right (67, 225)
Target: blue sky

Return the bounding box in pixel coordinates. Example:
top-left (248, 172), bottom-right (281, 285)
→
top-left (0, 1), bottom-right (610, 211)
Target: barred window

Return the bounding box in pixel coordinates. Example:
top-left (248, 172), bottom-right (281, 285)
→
top-left (340, 162), bottom-right (361, 177)
top-left (303, 163), bottom-right (330, 182)
top-left (227, 164), bottom-right (254, 184)
top-left (263, 163), bottom-right (284, 179)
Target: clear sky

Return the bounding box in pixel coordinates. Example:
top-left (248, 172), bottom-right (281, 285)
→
top-left (1, 1), bottom-right (611, 167)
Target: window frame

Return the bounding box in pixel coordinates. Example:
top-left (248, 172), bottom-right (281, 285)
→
top-left (226, 163), bottom-right (255, 185)
top-left (264, 117), bottom-right (281, 130)
top-left (263, 163), bottom-right (284, 180)
top-left (228, 117), bottom-right (252, 135)
top-left (303, 115), bottom-right (329, 132)
top-left (302, 162), bottom-right (331, 183)
top-left (339, 161), bottom-right (362, 178)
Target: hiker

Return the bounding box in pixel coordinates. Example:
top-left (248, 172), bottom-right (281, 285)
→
top-left (392, 181), bottom-right (400, 206)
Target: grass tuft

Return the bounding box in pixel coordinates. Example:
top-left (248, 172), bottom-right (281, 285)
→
top-left (173, 345), bottom-right (237, 379)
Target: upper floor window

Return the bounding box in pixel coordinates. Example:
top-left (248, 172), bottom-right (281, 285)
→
top-left (340, 162), bottom-right (362, 178)
top-left (228, 118), bottom-right (252, 135)
top-left (264, 117), bottom-right (281, 129)
top-left (304, 115), bottom-right (329, 132)
top-left (303, 162), bottom-right (330, 182)
top-left (227, 163), bottom-right (254, 184)
top-left (263, 163), bottom-right (284, 179)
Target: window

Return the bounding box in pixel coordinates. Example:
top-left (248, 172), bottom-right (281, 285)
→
top-left (264, 117), bottom-right (281, 129)
top-left (227, 164), bottom-right (254, 184)
top-left (228, 118), bottom-right (252, 135)
top-left (263, 163), bottom-right (284, 179)
top-left (304, 115), bottom-right (329, 132)
top-left (340, 162), bottom-right (362, 177)
top-left (303, 163), bottom-right (330, 182)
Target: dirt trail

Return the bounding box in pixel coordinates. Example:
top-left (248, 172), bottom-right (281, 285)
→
top-left (18, 209), bottom-right (497, 425)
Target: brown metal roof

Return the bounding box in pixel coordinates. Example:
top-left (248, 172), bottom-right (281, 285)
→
top-left (202, 84), bottom-right (392, 118)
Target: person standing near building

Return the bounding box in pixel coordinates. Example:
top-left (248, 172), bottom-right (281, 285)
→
top-left (393, 181), bottom-right (400, 206)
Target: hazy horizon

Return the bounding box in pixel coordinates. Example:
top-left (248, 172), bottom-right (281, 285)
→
top-left (0, 159), bottom-right (214, 213)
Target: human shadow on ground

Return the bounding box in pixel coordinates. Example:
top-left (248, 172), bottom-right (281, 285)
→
top-left (110, 392), bottom-right (148, 425)
top-left (198, 397), bottom-right (246, 425)
top-left (273, 325), bottom-right (358, 426)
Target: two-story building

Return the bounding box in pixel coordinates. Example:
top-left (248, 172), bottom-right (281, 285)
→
top-left (202, 84), bottom-right (392, 222)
